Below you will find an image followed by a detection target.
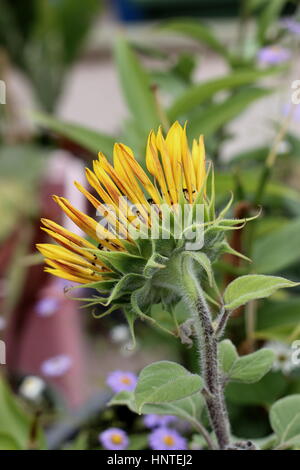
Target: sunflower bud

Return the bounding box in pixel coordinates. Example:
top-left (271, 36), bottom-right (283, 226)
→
top-left (37, 122), bottom-right (252, 337)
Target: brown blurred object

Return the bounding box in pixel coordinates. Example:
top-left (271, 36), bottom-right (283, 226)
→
top-left (2, 166), bottom-right (88, 408)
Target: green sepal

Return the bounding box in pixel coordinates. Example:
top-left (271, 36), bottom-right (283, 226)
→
top-left (219, 240), bottom-right (251, 263)
top-left (143, 253), bottom-right (168, 278)
top-left (94, 251), bottom-right (146, 275)
top-left (183, 251), bottom-right (214, 287)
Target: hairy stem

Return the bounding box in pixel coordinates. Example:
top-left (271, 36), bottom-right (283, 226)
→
top-left (181, 258), bottom-right (231, 449)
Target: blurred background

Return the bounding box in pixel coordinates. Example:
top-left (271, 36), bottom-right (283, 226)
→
top-left (1, 0), bottom-right (300, 450)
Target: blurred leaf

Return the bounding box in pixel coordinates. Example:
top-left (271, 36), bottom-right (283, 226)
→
top-left (127, 433), bottom-right (148, 450)
top-left (0, 145), bottom-right (46, 241)
top-left (134, 361), bottom-right (203, 413)
top-left (256, 299), bottom-right (300, 332)
top-left (188, 87), bottom-right (272, 140)
top-left (270, 395), bottom-right (300, 448)
top-left (33, 113), bottom-right (116, 157)
top-left (64, 431), bottom-right (89, 450)
top-left (0, 433), bottom-right (21, 450)
top-left (114, 36), bottom-right (160, 135)
top-left (54, 0), bottom-right (102, 65)
top-left (159, 19), bottom-right (231, 60)
top-left (229, 146), bottom-right (269, 166)
top-left (224, 275), bottom-right (299, 311)
top-left (226, 371), bottom-right (287, 405)
top-left (257, 0), bottom-right (286, 43)
top-left (253, 219), bottom-right (300, 273)
top-left (0, 378), bottom-right (45, 450)
top-left (168, 67), bottom-right (283, 120)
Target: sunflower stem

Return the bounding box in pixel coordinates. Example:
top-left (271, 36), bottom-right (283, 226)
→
top-left (181, 257), bottom-right (231, 450)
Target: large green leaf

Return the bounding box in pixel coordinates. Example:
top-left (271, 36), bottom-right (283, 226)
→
top-left (224, 275), bottom-right (299, 311)
top-left (167, 67), bottom-right (282, 120)
top-left (229, 349), bottom-right (275, 384)
top-left (109, 390), bottom-right (205, 425)
top-left (114, 37), bottom-right (160, 135)
top-left (134, 361), bottom-right (203, 413)
top-left (187, 87), bottom-right (272, 140)
top-left (219, 340), bottom-right (274, 383)
top-left (33, 112), bottom-right (116, 156)
top-left (253, 219), bottom-right (300, 274)
top-left (270, 395), bottom-right (300, 448)
top-left (256, 298), bottom-right (300, 332)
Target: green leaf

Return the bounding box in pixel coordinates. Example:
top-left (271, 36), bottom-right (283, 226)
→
top-left (253, 219), bottom-right (300, 273)
top-left (167, 67), bottom-right (282, 120)
top-left (219, 340), bottom-right (274, 383)
top-left (95, 251), bottom-right (146, 275)
top-left (270, 395), bottom-right (300, 448)
top-left (224, 275), bottom-right (299, 311)
top-left (218, 339), bottom-right (238, 374)
top-left (0, 378), bottom-right (45, 450)
top-left (257, 0), bottom-right (286, 43)
top-left (229, 348), bottom-right (275, 384)
top-left (187, 87), bottom-right (272, 140)
top-left (33, 112), bottom-right (116, 156)
top-left (109, 390), bottom-right (205, 428)
top-left (184, 251), bottom-right (214, 286)
top-left (0, 433), bottom-right (21, 450)
top-left (134, 361), bottom-right (203, 413)
top-left (114, 36), bottom-right (160, 135)
top-left (159, 19), bottom-right (231, 60)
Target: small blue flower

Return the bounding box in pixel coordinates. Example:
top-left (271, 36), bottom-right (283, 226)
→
top-left (258, 46), bottom-right (291, 65)
top-left (35, 297), bottom-right (60, 317)
top-left (99, 428), bottom-right (129, 450)
top-left (106, 370), bottom-right (137, 393)
top-left (281, 18), bottom-right (300, 36)
top-left (149, 427), bottom-right (187, 450)
top-left (41, 354), bottom-right (72, 377)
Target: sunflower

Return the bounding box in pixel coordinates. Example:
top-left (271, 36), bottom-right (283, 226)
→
top-left (37, 122), bottom-right (248, 330)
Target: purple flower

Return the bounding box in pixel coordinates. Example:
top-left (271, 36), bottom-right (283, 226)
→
top-left (281, 18), bottom-right (300, 36)
top-left (143, 414), bottom-right (177, 429)
top-left (35, 297), bottom-right (60, 317)
top-left (41, 354), bottom-right (72, 377)
top-left (258, 46), bottom-right (291, 65)
top-left (149, 427), bottom-right (187, 450)
top-left (282, 103), bottom-right (300, 122)
top-left (106, 370), bottom-right (137, 393)
top-left (99, 428), bottom-right (129, 450)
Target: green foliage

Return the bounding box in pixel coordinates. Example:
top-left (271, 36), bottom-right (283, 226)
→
top-left (159, 19), bottom-right (232, 61)
top-left (167, 67), bottom-right (282, 121)
top-left (224, 275), bottom-right (299, 311)
top-left (33, 113), bottom-right (116, 157)
top-left (0, 0), bottom-right (102, 110)
top-left (0, 378), bottom-right (45, 450)
top-left (134, 361), bottom-right (203, 413)
top-left (109, 390), bottom-right (205, 426)
top-left (114, 36), bottom-right (161, 137)
top-left (253, 219), bottom-right (300, 274)
top-left (270, 395), bottom-right (300, 449)
top-left (219, 339), bottom-right (274, 384)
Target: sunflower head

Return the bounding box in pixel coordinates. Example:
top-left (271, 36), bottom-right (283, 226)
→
top-left (37, 122), bottom-right (249, 335)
